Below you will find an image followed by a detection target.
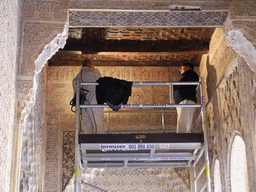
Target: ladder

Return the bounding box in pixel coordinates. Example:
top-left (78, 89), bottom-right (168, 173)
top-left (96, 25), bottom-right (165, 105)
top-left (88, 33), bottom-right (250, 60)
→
top-left (74, 79), bottom-right (211, 192)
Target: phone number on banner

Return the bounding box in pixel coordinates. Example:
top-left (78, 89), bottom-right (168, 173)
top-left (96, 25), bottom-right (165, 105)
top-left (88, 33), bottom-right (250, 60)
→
top-left (100, 144), bottom-right (155, 151)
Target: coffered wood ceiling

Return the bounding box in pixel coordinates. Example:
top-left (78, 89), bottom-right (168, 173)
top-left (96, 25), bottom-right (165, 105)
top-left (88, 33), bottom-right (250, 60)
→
top-left (49, 27), bottom-right (215, 66)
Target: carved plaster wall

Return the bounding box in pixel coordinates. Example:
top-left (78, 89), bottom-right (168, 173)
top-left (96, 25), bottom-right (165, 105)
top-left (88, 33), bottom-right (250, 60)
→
top-left (201, 28), bottom-right (256, 191)
top-left (69, 10), bottom-right (228, 28)
top-left (7, 0), bottom-right (256, 192)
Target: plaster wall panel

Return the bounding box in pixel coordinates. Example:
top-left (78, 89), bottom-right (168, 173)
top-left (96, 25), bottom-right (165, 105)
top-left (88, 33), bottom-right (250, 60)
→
top-left (202, 28), bottom-right (256, 191)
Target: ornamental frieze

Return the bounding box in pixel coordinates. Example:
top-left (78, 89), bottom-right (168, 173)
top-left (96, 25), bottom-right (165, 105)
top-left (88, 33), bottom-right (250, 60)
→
top-left (69, 10), bottom-right (228, 27)
top-left (69, 0), bottom-right (230, 11)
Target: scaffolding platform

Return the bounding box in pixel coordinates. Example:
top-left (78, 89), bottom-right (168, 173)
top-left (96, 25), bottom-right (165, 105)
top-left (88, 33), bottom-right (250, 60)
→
top-left (74, 79), bottom-right (211, 192)
top-left (79, 133), bottom-right (204, 168)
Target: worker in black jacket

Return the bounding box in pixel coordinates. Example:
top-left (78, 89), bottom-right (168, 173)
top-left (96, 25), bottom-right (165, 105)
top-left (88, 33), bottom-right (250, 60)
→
top-left (174, 63), bottom-right (199, 133)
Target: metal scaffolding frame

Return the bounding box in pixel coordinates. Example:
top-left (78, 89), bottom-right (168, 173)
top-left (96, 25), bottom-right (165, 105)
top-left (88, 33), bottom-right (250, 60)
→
top-left (74, 78), bottom-right (211, 192)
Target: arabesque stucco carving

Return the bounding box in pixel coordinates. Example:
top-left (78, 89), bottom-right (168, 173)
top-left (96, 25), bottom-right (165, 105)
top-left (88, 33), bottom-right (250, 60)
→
top-left (1, 0), bottom-right (256, 191)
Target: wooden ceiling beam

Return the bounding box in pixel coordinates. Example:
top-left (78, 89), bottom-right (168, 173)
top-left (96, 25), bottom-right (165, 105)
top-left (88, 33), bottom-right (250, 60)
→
top-left (48, 51), bottom-right (207, 66)
top-left (62, 39), bottom-right (209, 53)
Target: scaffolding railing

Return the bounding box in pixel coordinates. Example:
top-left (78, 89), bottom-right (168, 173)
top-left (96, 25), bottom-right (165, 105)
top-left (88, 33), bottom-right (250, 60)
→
top-left (74, 78), bottom-right (211, 192)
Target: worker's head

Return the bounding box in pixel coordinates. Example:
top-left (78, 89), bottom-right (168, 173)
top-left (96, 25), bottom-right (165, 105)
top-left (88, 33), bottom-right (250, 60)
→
top-left (82, 58), bottom-right (95, 69)
top-left (180, 62), bottom-right (194, 74)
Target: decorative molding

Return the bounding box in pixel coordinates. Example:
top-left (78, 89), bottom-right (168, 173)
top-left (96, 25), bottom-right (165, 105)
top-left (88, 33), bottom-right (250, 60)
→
top-left (69, 10), bottom-right (228, 27)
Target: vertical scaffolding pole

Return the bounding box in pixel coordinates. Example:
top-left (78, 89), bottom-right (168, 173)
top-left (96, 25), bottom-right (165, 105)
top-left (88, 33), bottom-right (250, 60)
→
top-left (74, 83), bottom-right (81, 192)
top-left (199, 77), bottom-right (211, 192)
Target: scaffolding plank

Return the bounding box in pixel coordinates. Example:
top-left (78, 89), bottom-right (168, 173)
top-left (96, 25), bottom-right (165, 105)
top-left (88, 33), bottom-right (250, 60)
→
top-left (84, 161), bottom-right (189, 168)
top-left (79, 133), bottom-right (203, 168)
top-left (79, 133), bottom-right (204, 144)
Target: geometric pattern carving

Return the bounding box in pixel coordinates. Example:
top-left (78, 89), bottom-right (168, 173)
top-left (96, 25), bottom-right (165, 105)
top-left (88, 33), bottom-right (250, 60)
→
top-left (217, 60), bottom-right (252, 137)
top-left (229, 0), bottom-right (256, 19)
top-left (200, 26), bottom-right (256, 191)
top-left (45, 125), bottom-right (60, 191)
top-left (69, 10), bottom-right (228, 27)
top-left (62, 132), bottom-right (75, 191)
top-left (20, 22), bottom-right (66, 75)
top-left (22, 0), bottom-right (67, 22)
